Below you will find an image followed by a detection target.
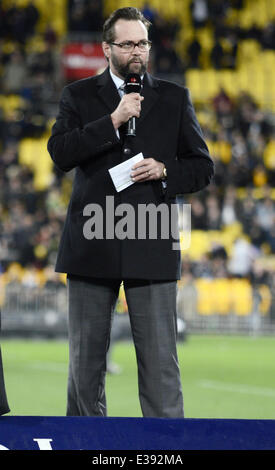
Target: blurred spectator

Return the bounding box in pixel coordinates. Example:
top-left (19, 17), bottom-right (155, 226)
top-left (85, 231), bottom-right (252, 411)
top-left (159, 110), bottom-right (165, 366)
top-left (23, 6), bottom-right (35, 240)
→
top-left (2, 49), bottom-right (28, 93)
top-left (0, 4), bottom-right (7, 39)
top-left (187, 36), bottom-right (202, 68)
top-left (250, 259), bottom-right (270, 287)
top-left (255, 195), bottom-right (275, 233)
top-left (209, 242), bottom-right (228, 278)
top-left (68, 0), bottom-right (103, 33)
top-left (212, 88), bottom-right (235, 132)
top-left (68, 2), bottom-right (90, 32)
top-left (227, 237), bottom-right (260, 277)
top-left (266, 220), bottom-right (275, 253)
top-left (221, 186), bottom-right (238, 226)
top-left (190, 0), bottom-right (209, 29)
top-left (4, 1), bottom-right (39, 44)
top-left (191, 197), bottom-right (207, 229)
top-left (149, 13), bottom-right (180, 46)
top-left (261, 22), bottom-right (275, 50)
top-left (223, 32), bottom-right (238, 69)
top-left (142, 2), bottom-right (158, 24)
top-left (249, 220), bottom-right (268, 250)
top-left (86, 0), bottom-right (103, 32)
top-left (247, 22), bottom-right (262, 42)
top-left (208, 0), bottom-right (229, 26)
top-left (5, 3), bottom-right (28, 43)
top-left (28, 43), bottom-right (55, 78)
top-left (24, 1), bottom-right (40, 38)
top-left (212, 88), bottom-right (234, 112)
top-left (205, 194), bottom-right (222, 230)
top-left (237, 194), bottom-right (256, 234)
top-left (44, 23), bottom-right (58, 46)
top-left (192, 253), bottom-right (213, 278)
top-left (230, 0), bottom-right (244, 8)
top-left (154, 40), bottom-right (184, 76)
top-left (210, 38), bottom-right (224, 69)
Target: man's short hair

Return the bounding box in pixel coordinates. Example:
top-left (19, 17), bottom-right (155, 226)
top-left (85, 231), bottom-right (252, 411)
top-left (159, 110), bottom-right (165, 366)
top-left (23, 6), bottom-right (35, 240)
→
top-left (102, 7), bottom-right (151, 43)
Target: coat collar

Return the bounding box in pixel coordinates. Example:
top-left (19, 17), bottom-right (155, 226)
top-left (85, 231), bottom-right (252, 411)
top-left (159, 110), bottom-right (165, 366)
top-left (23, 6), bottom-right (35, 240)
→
top-left (96, 67), bottom-right (159, 126)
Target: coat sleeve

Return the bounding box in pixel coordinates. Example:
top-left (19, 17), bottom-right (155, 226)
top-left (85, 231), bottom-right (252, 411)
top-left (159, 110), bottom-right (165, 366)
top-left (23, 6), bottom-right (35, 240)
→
top-left (164, 87), bottom-right (214, 197)
top-left (47, 86), bottom-right (119, 172)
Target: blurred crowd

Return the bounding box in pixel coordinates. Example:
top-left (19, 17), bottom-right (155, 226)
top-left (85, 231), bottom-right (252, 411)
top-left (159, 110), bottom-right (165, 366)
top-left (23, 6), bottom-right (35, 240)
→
top-left (0, 1), bottom-right (40, 44)
top-left (189, 0), bottom-right (275, 70)
top-left (0, 0), bottom-right (275, 318)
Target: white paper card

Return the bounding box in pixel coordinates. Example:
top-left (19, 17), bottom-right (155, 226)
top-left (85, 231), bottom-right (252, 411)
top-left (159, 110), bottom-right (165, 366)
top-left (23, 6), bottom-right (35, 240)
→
top-left (108, 152), bottom-right (144, 192)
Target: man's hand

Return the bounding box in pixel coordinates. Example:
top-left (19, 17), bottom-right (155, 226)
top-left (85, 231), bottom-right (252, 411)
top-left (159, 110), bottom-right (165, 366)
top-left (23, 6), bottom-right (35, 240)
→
top-left (131, 158), bottom-right (165, 182)
top-left (111, 93), bottom-right (144, 130)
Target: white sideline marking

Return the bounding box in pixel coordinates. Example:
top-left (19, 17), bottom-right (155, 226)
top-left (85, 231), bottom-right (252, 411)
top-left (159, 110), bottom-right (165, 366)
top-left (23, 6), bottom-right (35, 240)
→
top-left (199, 379), bottom-right (275, 397)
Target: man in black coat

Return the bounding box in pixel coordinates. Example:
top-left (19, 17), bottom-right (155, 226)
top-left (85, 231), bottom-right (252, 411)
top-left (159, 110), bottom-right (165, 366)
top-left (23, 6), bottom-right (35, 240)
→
top-left (48, 7), bottom-right (214, 417)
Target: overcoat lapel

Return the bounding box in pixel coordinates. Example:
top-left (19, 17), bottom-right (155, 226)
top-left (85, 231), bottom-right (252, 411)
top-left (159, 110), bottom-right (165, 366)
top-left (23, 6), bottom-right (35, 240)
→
top-left (138, 72), bottom-right (159, 126)
top-left (96, 68), bottom-right (121, 113)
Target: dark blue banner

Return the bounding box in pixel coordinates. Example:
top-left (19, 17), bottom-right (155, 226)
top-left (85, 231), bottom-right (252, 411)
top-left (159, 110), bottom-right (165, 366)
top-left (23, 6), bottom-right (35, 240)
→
top-left (0, 417), bottom-right (275, 451)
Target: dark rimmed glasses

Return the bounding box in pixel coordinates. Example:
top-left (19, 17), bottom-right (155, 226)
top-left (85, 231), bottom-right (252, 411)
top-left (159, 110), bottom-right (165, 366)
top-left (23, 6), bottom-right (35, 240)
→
top-left (109, 40), bottom-right (152, 52)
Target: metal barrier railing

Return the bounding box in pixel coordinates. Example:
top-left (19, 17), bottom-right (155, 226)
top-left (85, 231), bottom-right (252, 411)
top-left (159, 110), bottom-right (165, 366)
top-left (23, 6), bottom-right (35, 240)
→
top-left (1, 283), bottom-right (275, 337)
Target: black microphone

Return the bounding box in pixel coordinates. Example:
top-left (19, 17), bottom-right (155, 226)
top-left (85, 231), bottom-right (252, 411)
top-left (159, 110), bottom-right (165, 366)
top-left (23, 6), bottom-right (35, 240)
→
top-left (124, 73), bottom-right (142, 137)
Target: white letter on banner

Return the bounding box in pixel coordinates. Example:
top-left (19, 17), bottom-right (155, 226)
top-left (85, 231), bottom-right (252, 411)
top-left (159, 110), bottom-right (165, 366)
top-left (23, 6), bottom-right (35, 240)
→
top-left (0, 444), bottom-right (9, 450)
top-left (33, 438), bottom-right (53, 450)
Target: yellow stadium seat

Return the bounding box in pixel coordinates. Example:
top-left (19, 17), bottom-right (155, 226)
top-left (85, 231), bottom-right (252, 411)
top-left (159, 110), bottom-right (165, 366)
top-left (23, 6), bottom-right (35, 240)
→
top-left (5, 262), bottom-right (25, 283)
top-left (18, 138), bottom-right (36, 166)
top-left (258, 284), bottom-right (271, 315)
top-left (211, 279), bottom-right (231, 315)
top-left (60, 273), bottom-right (67, 285)
top-left (19, 135), bottom-right (53, 191)
top-left (195, 278), bottom-right (214, 316)
top-left (185, 70), bottom-right (201, 99)
top-left (0, 95), bottom-right (26, 118)
top-left (230, 278), bottom-right (253, 316)
top-left (188, 230), bottom-right (211, 261)
top-left (201, 70), bottom-right (219, 96)
top-left (208, 139), bottom-right (232, 164)
top-left (263, 139), bottom-right (275, 170)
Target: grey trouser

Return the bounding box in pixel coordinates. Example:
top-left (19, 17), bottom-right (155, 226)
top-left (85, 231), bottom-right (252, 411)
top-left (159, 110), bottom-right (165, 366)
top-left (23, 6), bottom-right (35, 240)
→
top-left (66, 276), bottom-right (184, 418)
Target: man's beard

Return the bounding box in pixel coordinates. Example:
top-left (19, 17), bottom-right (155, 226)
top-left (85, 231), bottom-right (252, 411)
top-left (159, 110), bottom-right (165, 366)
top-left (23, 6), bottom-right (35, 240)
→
top-left (110, 53), bottom-right (148, 78)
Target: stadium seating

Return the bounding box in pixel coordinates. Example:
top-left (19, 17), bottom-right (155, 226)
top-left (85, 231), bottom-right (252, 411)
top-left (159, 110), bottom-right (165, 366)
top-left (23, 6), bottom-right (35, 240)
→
top-left (1, 0), bottom-right (67, 37)
top-left (0, 0), bottom-right (274, 323)
top-left (18, 135), bottom-right (54, 191)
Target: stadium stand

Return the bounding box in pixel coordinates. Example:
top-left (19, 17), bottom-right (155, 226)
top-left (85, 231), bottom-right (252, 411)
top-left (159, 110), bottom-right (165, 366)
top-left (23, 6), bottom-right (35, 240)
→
top-left (0, 0), bottom-right (275, 333)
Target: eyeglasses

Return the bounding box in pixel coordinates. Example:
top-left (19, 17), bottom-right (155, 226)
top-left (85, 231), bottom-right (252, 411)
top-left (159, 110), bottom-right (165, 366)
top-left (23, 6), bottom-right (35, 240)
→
top-left (109, 40), bottom-right (152, 52)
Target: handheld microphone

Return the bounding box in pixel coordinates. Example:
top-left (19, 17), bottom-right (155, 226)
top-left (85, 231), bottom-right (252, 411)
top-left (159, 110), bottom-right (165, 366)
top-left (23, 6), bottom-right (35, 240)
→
top-left (124, 73), bottom-right (142, 137)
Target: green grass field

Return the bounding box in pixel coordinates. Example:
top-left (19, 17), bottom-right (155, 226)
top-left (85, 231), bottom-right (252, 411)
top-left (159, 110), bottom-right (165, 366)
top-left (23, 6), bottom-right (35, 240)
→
top-left (1, 334), bottom-right (275, 419)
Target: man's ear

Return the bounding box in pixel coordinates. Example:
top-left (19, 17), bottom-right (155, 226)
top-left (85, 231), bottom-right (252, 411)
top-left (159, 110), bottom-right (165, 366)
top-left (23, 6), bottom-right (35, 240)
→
top-left (102, 42), bottom-right (111, 61)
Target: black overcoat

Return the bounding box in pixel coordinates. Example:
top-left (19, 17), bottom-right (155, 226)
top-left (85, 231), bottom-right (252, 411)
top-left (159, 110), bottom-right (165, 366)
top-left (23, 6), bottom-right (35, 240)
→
top-left (47, 68), bottom-right (214, 280)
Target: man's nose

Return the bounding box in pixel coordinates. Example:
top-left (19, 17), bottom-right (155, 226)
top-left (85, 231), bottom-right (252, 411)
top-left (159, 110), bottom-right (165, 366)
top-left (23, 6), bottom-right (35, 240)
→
top-left (132, 46), bottom-right (141, 55)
